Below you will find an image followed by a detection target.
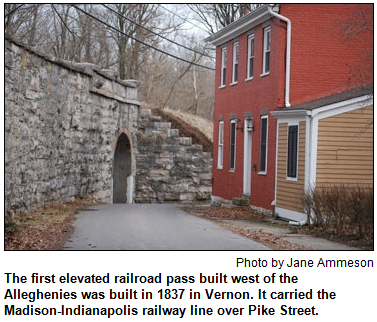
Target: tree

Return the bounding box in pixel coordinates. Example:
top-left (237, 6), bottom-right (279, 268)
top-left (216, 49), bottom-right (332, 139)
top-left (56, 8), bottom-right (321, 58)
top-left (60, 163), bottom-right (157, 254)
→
top-left (105, 4), bottom-right (164, 80)
top-left (5, 4), bottom-right (45, 45)
top-left (338, 4), bottom-right (373, 88)
top-left (5, 4), bottom-right (215, 119)
top-left (187, 4), bottom-right (262, 34)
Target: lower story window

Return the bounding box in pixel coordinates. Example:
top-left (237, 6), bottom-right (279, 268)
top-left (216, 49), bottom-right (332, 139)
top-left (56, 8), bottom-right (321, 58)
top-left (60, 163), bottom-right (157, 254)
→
top-left (230, 120), bottom-right (237, 170)
top-left (217, 121), bottom-right (224, 169)
top-left (259, 116), bottom-right (268, 173)
top-left (287, 125), bottom-right (298, 178)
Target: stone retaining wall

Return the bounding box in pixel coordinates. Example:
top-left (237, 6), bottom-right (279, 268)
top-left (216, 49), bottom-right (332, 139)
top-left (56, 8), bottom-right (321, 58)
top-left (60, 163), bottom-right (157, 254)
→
top-left (5, 38), bottom-right (139, 216)
top-left (135, 110), bottom-right (212, 203)
top-left (5, 38), bottom-right (212, 216)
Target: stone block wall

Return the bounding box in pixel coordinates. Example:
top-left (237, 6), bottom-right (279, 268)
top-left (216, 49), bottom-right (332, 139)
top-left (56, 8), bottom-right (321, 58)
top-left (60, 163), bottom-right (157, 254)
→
top-left (5, 38), bottom-right (212, 216)
top-left (5, 38), bottom-right (139, 216)
top-left (135, 109), bottom-right (212, 203)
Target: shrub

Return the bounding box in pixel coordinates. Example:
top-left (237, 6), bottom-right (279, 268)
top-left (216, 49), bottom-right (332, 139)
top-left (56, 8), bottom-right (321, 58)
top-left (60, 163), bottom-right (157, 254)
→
top-left (302, 183), bottom-right (373, 240)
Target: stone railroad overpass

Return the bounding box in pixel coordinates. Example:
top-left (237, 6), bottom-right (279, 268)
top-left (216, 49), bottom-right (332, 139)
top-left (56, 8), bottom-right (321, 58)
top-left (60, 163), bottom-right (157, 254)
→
top-left (5, 38), bottom-right (211, 216)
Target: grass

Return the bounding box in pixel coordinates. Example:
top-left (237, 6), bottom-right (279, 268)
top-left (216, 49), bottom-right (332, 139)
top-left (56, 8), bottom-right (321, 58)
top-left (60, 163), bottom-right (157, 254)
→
top-left (152, 108), bottom-right (213, 153)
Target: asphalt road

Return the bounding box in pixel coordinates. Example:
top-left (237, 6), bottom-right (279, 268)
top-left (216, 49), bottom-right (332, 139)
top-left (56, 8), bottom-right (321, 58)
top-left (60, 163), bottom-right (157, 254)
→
top-left (64, 204), bottom-right (269, 250)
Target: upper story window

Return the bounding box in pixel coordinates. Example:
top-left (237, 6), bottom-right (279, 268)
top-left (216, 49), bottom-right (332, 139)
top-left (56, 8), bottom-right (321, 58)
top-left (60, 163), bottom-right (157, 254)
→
top-left (259, 115), bottom-right (268, 174)
top-left (247, 34), bottom-right (254, 80)
top-left (217, 121), bottom-right (224, 169)
top-left (262, 27), bottom-right (271, 75)
top-left (232, 42), bottom-right (239, 84)
top-left (220, 47), bottom-right (227, 87)
top-left (287, 125), bottom-right (298, 179)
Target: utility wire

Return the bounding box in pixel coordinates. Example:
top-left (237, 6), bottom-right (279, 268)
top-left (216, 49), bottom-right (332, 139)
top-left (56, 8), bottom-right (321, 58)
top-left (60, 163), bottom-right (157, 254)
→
top-left (51, 4), bottom-right (76, 38)
top-left (5, 4), bottom-right (25, 17)
top-left (102, 4), bottom-right (214, 59)
top-left (157, 4), bottom-right (209, 34)
top-left (72, 4), bottom-right (214, 71)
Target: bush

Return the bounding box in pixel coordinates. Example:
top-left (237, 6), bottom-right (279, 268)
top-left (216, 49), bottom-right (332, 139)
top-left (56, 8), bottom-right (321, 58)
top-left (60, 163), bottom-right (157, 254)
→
top-left (302, 184), bottom-right (373, 240)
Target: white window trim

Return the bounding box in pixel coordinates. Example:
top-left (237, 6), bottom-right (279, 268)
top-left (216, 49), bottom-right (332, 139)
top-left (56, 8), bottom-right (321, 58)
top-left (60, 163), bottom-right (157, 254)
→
top-left (220, 47), bottom-right (227, 87)
top-left (286, 121), bottom-right (299, 181)
top-left (261, 26), bottom-right (271, 76)
top-left (246, 34), bottom-right (254, 81)
top-left (217, 121), bottom-right (224, 169)
top-left (258, 115), bottom-right (268, 175)
top-left (231, 42), bottom-right (239, 85)
top-left (272, 94), bottom-right (373, 193)
top-left (243, 117), bottom-right (253, 195)
top-left (230, 119), bottom-right (237, 171)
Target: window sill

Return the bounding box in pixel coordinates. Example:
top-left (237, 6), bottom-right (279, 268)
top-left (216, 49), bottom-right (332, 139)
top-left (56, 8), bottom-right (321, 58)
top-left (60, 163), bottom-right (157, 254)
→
top-left (217, 166), bottom-right (223, 170)
top-left (229, 169), bottom-right (235, 173)
top-left (260, 72), bottom-right (270, 77)
top-left (245, 77), bottom-right (253, 82)
top-left (258, 171), bottom-right (267, 176)
top-left (230, 81), bottom-right (238, 86)
top-left (286, 177), bottom-right (298, 182)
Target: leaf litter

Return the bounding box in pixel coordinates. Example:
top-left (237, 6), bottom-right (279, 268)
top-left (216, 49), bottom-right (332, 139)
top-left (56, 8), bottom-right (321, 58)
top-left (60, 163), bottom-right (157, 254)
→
top-left (183, 205), bottom-right (311, 250)
top-left (5, 199), bottom-right (99, 250)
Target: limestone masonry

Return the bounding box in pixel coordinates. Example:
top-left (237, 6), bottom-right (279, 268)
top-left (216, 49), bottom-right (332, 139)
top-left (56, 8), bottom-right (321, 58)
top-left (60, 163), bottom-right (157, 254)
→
top-left (5, 38), bottom-right (211, 216)
top-left (136, 109), bottom-right (212, 203)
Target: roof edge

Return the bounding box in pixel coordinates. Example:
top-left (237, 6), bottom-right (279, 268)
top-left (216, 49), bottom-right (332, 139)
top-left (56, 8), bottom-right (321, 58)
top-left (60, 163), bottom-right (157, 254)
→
top-left (271, 85), bottom-right (373, 118)
top-left (204, 4), bottom-right (279, 46)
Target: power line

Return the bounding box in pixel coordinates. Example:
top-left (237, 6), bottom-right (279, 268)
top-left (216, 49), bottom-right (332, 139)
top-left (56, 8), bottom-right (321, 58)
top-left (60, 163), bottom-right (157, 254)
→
top-left (102, 4), bottom-right (214, 60)
top-left (5, 4), bottom-right (25, 17)
top-left (72, 4), bottom-right (214, 71)
top-left (157, 4), bottom-right (210, 34)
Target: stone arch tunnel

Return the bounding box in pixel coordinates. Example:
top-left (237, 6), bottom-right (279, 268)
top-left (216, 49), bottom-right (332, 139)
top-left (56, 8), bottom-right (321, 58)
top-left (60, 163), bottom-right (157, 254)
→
top-left (113, 133), bottom-right (132, 203)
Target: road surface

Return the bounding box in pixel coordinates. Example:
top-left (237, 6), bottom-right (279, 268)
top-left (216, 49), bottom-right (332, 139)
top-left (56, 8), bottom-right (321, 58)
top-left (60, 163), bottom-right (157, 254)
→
top-left (64, 204), bottom-right (269, 250)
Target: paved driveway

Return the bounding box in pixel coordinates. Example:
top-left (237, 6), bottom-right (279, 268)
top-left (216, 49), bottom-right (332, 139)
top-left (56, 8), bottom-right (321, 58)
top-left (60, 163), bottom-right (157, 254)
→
top-left (64, 204), bottom-right (269, 250)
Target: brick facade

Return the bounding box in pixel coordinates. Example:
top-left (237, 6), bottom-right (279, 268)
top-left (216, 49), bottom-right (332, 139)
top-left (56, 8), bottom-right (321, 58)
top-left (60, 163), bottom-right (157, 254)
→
top-left (208, 4), bottom-right (373, 212)
top-left (282, 4), bottom-right (373, 106)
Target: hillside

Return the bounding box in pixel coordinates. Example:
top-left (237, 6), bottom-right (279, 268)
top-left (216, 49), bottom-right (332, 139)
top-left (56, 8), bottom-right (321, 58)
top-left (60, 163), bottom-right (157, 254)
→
top-left (162, 108), bottom-right (213, 142)
top-left (150, 107), bottom-right (213, 153)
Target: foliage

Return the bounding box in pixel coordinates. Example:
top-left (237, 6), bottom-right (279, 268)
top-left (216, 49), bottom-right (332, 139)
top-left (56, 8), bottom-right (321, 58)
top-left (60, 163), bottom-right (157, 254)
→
top-left (302, 184), bottom-right (373, 242)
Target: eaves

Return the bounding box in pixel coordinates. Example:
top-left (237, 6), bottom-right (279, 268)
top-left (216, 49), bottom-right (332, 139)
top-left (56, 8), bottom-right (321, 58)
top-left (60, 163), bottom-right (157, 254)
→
top-left (204, 4), bottom-right (279, 46)
top-left (271, 84), bottom-right (373, 119)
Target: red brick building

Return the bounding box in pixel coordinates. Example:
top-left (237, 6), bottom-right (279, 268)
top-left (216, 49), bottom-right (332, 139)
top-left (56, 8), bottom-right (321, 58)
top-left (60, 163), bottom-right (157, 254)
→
top-left (205, 4), bottom-right (373, 215)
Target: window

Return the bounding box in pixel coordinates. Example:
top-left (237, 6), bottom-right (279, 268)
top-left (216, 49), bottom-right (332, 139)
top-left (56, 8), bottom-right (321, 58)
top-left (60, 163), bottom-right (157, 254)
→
top-left (230, 120), bottom-right (237, 170)
top-left (217, 121), bottom-right (224, 169)
top-left (259, 116), bottom-right (268, 173)
top-left (287, 125), bottom-right (298, 178)
top-left (262, 27), bottom-right (271, 75)
top-left (220, 47), bottom-right (227, 86)
top-left (232, 42), bottom-right (239, 83)
top-left (247, 34), bottom-right (254, 79)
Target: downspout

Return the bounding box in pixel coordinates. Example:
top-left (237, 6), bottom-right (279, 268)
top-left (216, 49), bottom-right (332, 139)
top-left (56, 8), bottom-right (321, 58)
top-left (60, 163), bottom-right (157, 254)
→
top-left (268, 6), bottom-right (291, 108)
